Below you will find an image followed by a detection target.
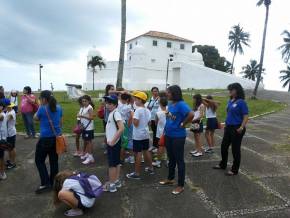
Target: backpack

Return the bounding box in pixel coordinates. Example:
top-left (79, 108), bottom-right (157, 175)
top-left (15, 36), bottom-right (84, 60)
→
top-left (97, 105), bottom-right (105, 119)
top-left (112, 111), bottom-right (128, 148)
top-left (69, 172), bottom-right (103, 198)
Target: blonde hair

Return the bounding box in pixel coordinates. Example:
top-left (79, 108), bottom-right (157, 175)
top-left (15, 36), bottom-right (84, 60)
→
top-left (53, 170), bottom-right (75, 205)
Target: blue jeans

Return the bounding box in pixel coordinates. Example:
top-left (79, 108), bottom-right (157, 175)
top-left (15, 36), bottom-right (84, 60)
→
top-left (22, 112), bottom-right (35, 136)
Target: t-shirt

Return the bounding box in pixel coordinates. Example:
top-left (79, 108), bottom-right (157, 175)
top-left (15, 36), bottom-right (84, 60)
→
top-left (118, 102), bottom-right (132, 122)
top-left (62, 178), bottom-right (96, 208)
top-left (0, 97), bottom-right (10, 106)
top-left (225, 99), bottom-right (249, 126)
top-left (79, 105), bottom-right (94, 131)
top-left (205, 107), bottom-right (217, 119)
top-left (147, 97), bottom-right (160, 120)
top-left (21, 95), bottom-right (36, 113)
top-left (165, 101), bottom-right (191, 138)
top-left (10, 96), bottom-right (18, 105)
top-left (106, 109), bottom-right (122, 142)
top-left (36, 105), bottom-right (63, 138)
top-left (156, 110), bottom-right (166, 138)
top-left (193, 104), bottom-right (205, 121)
top-left (6, 110), bottom-right (16, 137)
top-left (133, 107), bottom-right (151, 140)
top-left (0, 112), bottom-right (7, 140)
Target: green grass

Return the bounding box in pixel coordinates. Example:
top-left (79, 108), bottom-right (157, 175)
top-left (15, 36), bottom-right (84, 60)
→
top-left (15, 90), bottom-right (286, 134)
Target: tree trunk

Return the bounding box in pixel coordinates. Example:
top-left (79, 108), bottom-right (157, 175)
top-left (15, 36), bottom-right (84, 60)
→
top-left (116, 0), bottom-right (126, 89)
top-left (230, 51), bottom-right (237, 74)
top-left (92, 68), bottom-right (95, 91)
top-left (253, 5), bottom-right (269, 97)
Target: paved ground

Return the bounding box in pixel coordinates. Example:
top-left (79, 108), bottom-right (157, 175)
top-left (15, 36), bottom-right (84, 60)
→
top-left (1, 90), bottom-right (290, 218)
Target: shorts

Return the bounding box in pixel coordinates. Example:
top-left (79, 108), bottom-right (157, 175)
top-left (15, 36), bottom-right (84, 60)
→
top-left (191, 121), bottom-right (204, 134)
top-left (133, 139), bottom-right (149, 153)
top-left (107, 140), bottom-right (121, 167)
top-left (82, 130), bottom-right (94, 141)
top-left (7, 135), bottom-right (16, 149)
top-left (72, 191), bottom-right (88, 210)
top-left (206, 118), bottom-right (218, 130)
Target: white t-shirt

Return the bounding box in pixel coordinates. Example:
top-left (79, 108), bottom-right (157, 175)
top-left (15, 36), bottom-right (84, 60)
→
top-left (205, 107), bottom-right (217, 119)
top-left (118, 102), bottom-right (132, 122)
top-left (193, 104), bottom-right (205, 121)
top-left (106, 109), bottom-right (122, 142)
top-left (156, 110), bottom-right (166, 138)
top-left (147, 97), bottom-right (160, 120)
top-left (133, 107), bottom-right (151, 140)
top-left (79, 105), bottom-right (94, 131)
top-left (62, 178), bottom-right (96, 208)
top-left (6, 110), bottom-right (16, 137)
top-left (0, 112), bottom-right (7, 140)
top-left (10, 96), bottom-right (18, 105)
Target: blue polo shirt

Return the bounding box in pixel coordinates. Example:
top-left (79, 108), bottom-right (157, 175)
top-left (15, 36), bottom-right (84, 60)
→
top-left (165, 100), bottom-right (191, 138)
top-left (225, 99), bottom-right (249, 126)
top-left (36, 105), bottom-right (63, 137)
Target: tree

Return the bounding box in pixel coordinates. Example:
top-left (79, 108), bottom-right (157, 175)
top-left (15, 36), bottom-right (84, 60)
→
top-left (192, 45), bottom-right (231, 72)
top-left (116, 0), bottom-right (126, 89)
top-left (280, 65), bottom-right (290, 92)
top-left (240, 59), bottom-right (265, 81)
top-left (253, 0), bottom-right (272, 97)
top-left (87, 56), bottom-right (106, 91)
top-left (279, 30), bottom-right (290, 63)
top-left (228, 24), bottom-right (250, 74)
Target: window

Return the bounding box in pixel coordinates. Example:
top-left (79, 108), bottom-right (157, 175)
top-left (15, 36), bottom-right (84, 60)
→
top-left (167, 42), bottom-right (172, 48)
top-left (180, 44), bottom-right (185, 50)
top-left (135, 41), bottom-right (138, 45)
top-left (129, 56), bottom-right (131, 61)
top-left (153, 40), bottom-right (158, 46)
top-left (151, 59), bottom-right (156, 63)
top-left (129, 43), bottom-right (132, 49)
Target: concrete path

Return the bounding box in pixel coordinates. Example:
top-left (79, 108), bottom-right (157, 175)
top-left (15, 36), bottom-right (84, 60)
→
top-left (1, 90), bottom-right (290, 218)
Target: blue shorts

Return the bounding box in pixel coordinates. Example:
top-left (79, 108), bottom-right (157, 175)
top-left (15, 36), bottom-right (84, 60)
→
top-left (206, 118), bottom-right (218, 130)
top-left (7, 135), bottom-right (16, 149)
top-left (133, 139), bottom-right (149, 153)
top-left (107, 140), bottom-right (121, 167)
top-left (82, 130), bottom-right (94, 141)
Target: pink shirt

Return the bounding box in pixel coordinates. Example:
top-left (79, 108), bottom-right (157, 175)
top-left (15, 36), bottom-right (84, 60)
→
top-left (21, 95), bottom-right (36, 113)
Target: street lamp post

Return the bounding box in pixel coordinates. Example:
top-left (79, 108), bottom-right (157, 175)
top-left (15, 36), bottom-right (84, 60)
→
top-left (165, 54), bottom-right (174, 89)
top-left (39, 64), bottom-right (43, 91)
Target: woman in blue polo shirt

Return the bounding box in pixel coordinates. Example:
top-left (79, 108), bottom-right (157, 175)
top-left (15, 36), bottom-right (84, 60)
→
top-left (159, 85), bottom-right (194, 195)
top-left (213, 83), bottom-right (249, 176)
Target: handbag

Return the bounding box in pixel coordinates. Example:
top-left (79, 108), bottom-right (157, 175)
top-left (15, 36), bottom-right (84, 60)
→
top-left (73, 108), bottom-right (92, 134)
top-left (45, 107), bottom-right (67, 155)
top-left (190, 121), bottom-right (200, 131)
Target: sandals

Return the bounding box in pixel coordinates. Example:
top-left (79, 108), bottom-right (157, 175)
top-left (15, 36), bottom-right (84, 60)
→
top-left (159, 180), bottom-right (174, 185)
top-left (64, 209), bottom-right (83, 217)
top-left (171, 187), bottom-right (184, 195)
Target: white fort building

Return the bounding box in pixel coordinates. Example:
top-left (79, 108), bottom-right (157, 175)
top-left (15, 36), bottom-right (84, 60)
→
top-left (83, 31), bottom-right (258, 90)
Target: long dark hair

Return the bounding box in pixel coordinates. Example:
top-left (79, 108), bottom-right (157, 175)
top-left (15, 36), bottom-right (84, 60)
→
top-left (206, 95), bottom-right (217, 112)
top-left (105, 84), bottom-right (114, 96)
top-left (82, 95), bottom-right (95, 109)
top-left (40, 90), bottom-right (57, 112)
top-left (167, 85), bottom-right (183, 102)
top-left (193, 94), bottom-right (202, 111)
top-left (228, 83), bottom-right (245, 100)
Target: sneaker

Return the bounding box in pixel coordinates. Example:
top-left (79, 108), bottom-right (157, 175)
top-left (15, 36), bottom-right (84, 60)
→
top-left (152, 160), bottom-right (161, 168)
top-left (114, 180), bottom-right (122, 188)
top-left (103, 183), bottom-right (117, 193)
top-left (148, 146), bottom-right (155, 152)
top-left (192, 151), bottom-right (203, 157)
top-left (205, 148), bottom-right (214, 154)
top-left (129, 156), bottom-right (135, 164)
top-left (126, 172), bottom-right (141, 180)
top-left (80, 153), bottom-right (89, 160)
top-left (145, 167), bottom-right (155, 175)
top-left (82, 155), bottom-right (95, 165)
top-left (190, 150), bottom-right (198, 155)
top-left (73, 151), bottom-right (82, 157)
top-left (152, 148), bottom-right (158, 154)
top-left (0, 172), bottom-right (7, 180)
top-left (24, 135), bottom-right (31, 139)
top-left (6, 162), bottom-right (16, 170)
top-left (64, 208), bottom-right (84, 217)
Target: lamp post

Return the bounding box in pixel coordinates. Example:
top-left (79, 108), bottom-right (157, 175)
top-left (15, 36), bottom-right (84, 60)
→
top-left (165, 54), bottom-right (174, 89)
top-left (39, 64), bottom-right (43, 91)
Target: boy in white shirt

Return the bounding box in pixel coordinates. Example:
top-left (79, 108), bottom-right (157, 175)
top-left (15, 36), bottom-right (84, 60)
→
top-left (103, 95), bottom-right (124, 193)
top-left (6, 103), bottom-right (17, 169)
top-left (0, 102), bottom-right (7, 180)
top-left (126, 91), bottom-right (154, 180)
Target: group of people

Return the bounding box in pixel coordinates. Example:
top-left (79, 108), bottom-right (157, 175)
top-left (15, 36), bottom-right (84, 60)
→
top-left (0, 82), bottom-right (249, 217)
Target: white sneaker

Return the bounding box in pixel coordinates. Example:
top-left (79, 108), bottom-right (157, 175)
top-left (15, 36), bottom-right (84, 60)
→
top-left (148, 146), bottom-right (155, 152)
top-left (190, 150), bottom-right (198, 155)
top-left (152, 148), bottom-right (158, 154)
top-left (192, 151), bottom-right (203, 157)
top-left (82, 155), bottom-right (95, 165)
top-left (152, 160), bottom-right (161, 168)
top-left (129, 156), bottom-right (135, 164)
top-left (0, 172), bottom-right (7, 180)
top-left (80, 153), bottom-right (89, 160)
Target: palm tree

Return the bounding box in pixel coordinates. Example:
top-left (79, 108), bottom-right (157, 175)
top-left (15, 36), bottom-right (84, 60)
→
top-left (240, 60), bottom-right (265, 81)
top-left (116, 0), bottom-right (126, 89)
top-left (280, 65), bottom-right (290, 92)
top-left (228, 24), bottom-right (250, 74)
top-left (279, 30), bottom-right (290, 63)
top-left (253, 0), bottom-right (272, 97)
top-left (87, 56), bottom-right (106, 91)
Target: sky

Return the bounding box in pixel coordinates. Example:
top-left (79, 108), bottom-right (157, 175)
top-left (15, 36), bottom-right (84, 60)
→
top-left (0, 0), bottom-right (289, 92)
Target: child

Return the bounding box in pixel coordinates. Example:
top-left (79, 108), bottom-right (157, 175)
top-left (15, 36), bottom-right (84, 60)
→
top-left (152, 97), bottom-right (168, 168)
top-left (0, 102), bottom-right (7, 180)
top-left (73, 96), bottom-right (83, 157)
top-left (53, 171), bottom-right (100, 217)
top-left (190, 94), bottom-right (205, 157)
top-left (10, 90), bottom-right (18, 113)
top-left (203, 95), bottom-right (219, 153)
top-left (5, 102), bottom-right (17, 169)
top-left (103, 95), bottom-right (124, 192)
top-left (126, 91), bottom-right (154, 180)
top-left (78, 95), bottom-right (95, 165)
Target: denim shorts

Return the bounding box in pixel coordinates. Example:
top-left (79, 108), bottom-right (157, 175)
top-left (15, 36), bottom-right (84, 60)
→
top-left (107, 140), bottom-right (121, 167)
top-left (133, 139), bottom-right (149, 153)
top-left (82, 130), bottom-right (94, 141)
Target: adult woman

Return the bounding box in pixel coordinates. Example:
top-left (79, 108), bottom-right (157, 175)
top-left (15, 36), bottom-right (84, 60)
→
top-left (159, 85), bottom-right (193, 195)
top-left (190, 94), bottom-right (205, 157)
top-left (21, 86), bottom-right (37, 138)
top-left (213, 83), bottom-right (249, 176)
top-left (147, 87), bottom-right (160, 152)
top-left (34, 90), bottom-right (63, 193)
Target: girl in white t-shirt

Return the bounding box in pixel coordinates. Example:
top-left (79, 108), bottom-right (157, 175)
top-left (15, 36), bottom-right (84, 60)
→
top-left (0, 102), bottom-right (7, 180)
top-left (77, 95), bottom-right (95, 165)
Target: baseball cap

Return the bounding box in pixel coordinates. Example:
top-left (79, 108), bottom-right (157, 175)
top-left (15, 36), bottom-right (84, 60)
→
top-left (132, 91), bottom-right (148, 101)
top-left (103, 94), bottom-right (118, 104)
top-left (7, 103), bottom-right (15, 108)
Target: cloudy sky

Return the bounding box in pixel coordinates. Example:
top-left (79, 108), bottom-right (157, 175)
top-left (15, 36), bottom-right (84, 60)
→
top-left (0, 0), bottom-right (289, 91)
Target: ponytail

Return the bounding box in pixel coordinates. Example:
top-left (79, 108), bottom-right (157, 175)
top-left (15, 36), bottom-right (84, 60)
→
top-left (49, 96), bottom-right (57, 112)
